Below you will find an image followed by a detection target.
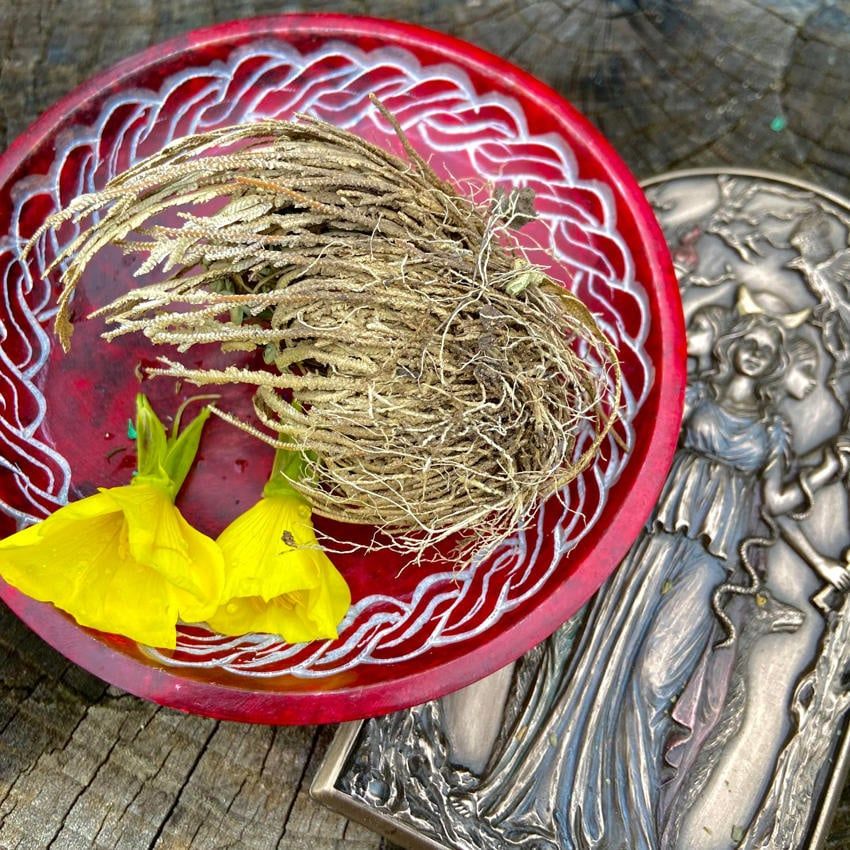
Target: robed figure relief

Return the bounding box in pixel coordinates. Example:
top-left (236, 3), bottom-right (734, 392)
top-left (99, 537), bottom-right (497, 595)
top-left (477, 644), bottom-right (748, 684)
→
top-left (335, 174), bottom-right (850, 850)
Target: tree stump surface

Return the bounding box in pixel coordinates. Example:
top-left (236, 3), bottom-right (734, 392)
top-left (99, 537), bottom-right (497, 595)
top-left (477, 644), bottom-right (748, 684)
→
top-left (2, 1), bottom-right (850, 847)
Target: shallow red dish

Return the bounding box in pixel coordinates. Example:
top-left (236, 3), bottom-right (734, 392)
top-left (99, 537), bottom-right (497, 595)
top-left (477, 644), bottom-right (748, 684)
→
top-left (0, 14), bottom-right (684, 724)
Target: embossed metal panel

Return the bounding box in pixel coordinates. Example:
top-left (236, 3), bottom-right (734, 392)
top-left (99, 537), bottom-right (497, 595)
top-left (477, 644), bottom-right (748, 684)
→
top-left (315, 170), bottom-right (850, 850)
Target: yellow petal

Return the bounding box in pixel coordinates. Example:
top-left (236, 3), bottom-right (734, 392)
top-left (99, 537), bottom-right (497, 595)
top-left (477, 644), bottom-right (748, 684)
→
top-left (69, 556), bottom-right (180, 649)
top-left (106, 482), bottom-right (224, 615)
top-left (208, 596), bottom-right (288, 639)
top-left (0, 518), bottom-right (46, 550)
top-left (0, 484), bottom-right (223, 648)
top-left (216, 495), bottom-right (321, 601)
top-left (170, 511), bottom-right (225, 624)
top-left (0, 504), bottom-right (179, 647)
top-left (0, 507), bottom-right (123, 611)
top-left (210, 495), bottom-right (351, 643)
top-left (208, 588), bottom-right (340, 644)
top-left (0, 491), bottom-right (121, 552)
top-left (304, 554), bottom-right (352, 637)
top-left (105, 484), bottom-right (188, 574)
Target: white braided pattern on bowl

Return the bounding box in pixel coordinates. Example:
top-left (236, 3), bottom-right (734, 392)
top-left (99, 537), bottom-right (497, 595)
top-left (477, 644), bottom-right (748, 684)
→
top-left (1, 39), bottom-right (652, 678)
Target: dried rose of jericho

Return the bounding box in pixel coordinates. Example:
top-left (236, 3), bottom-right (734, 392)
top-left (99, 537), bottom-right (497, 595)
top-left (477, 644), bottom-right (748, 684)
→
top-left (30, 99), bottom-right (622, 562)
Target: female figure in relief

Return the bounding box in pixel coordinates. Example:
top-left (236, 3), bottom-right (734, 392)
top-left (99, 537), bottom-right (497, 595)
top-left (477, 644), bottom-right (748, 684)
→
top-left (474, 310), bottom-right (845, 850)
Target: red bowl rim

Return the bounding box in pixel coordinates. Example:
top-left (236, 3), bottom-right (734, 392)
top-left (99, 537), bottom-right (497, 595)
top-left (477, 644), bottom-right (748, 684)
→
top-left (0, 12), bottom-right (686, 725)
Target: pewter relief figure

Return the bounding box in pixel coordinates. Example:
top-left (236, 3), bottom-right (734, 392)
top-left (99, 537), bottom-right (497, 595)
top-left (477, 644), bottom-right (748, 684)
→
top-left (331, 173), bottom-right (850, 850)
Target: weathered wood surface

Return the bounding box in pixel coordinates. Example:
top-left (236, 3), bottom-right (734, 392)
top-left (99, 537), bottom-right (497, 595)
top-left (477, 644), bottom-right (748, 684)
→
top-left (3, 1), bottom-right (850, 848)
top-left (0, 606), bottom-right (386, 850)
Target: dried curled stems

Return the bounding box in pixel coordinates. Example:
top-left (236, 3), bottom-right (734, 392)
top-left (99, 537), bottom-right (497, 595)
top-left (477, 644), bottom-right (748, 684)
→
top-left (31, 99), bottom-right (622, 561)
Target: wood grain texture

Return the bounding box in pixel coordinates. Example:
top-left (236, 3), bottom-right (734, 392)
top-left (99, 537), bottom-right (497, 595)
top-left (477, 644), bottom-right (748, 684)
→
top-left (2, 1), bottom-right (850, 848)
top-left (0, 604), bottom-right (389, 850)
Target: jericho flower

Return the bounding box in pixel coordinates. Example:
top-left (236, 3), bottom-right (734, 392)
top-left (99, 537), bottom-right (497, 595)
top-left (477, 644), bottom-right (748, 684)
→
top-left (0, 395), bottom-right (223, 648)
top-left (207, 447), bottom-right (350, 644)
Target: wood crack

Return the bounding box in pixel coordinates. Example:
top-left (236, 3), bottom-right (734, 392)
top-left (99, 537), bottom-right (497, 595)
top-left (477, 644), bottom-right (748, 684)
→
top-left (277, 727), bottom-right (321, 848)
top-left (43, 713), bottom-right (124, 847)
top-left (144, 720), bottom-right (219, 850)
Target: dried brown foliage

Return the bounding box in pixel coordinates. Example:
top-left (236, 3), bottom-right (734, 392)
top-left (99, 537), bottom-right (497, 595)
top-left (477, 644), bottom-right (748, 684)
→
top-left (31, 101), bottom-right (622, 561)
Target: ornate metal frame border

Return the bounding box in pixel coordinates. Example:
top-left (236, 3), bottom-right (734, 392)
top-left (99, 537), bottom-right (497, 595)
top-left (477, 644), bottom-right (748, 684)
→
top-left (312, 698), bottom-right (850, 850)
top-left (314, 721), bottom-right (448, 850)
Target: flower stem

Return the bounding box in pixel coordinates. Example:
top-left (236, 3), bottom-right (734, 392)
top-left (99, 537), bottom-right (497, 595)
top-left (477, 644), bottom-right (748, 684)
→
top-left (263, 443), bottom-right (309, 500)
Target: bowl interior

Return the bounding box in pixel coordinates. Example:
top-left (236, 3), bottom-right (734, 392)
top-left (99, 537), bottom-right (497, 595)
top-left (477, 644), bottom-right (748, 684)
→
top-left (0, 15), bottom-right (684, 723)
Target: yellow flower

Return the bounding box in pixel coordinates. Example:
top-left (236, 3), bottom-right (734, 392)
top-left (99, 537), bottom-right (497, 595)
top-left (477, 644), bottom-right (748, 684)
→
top-left (208, 449), bottom-right (350, 643)
top-left (0, 395), bottom-right (223, 648)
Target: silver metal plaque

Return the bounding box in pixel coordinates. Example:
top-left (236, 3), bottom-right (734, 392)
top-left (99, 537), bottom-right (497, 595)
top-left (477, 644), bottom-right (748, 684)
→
top-left (313, 170), bottom-right (850, 850)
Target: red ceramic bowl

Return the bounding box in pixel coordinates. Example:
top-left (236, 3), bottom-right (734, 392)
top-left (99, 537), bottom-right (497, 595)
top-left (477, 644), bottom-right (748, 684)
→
top-left (0, 14), bottom-right (684, 724)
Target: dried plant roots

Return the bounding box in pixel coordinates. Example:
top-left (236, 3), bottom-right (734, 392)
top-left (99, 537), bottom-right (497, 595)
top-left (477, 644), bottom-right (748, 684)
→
top-left (32, 100), bottom-right (622, 560)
